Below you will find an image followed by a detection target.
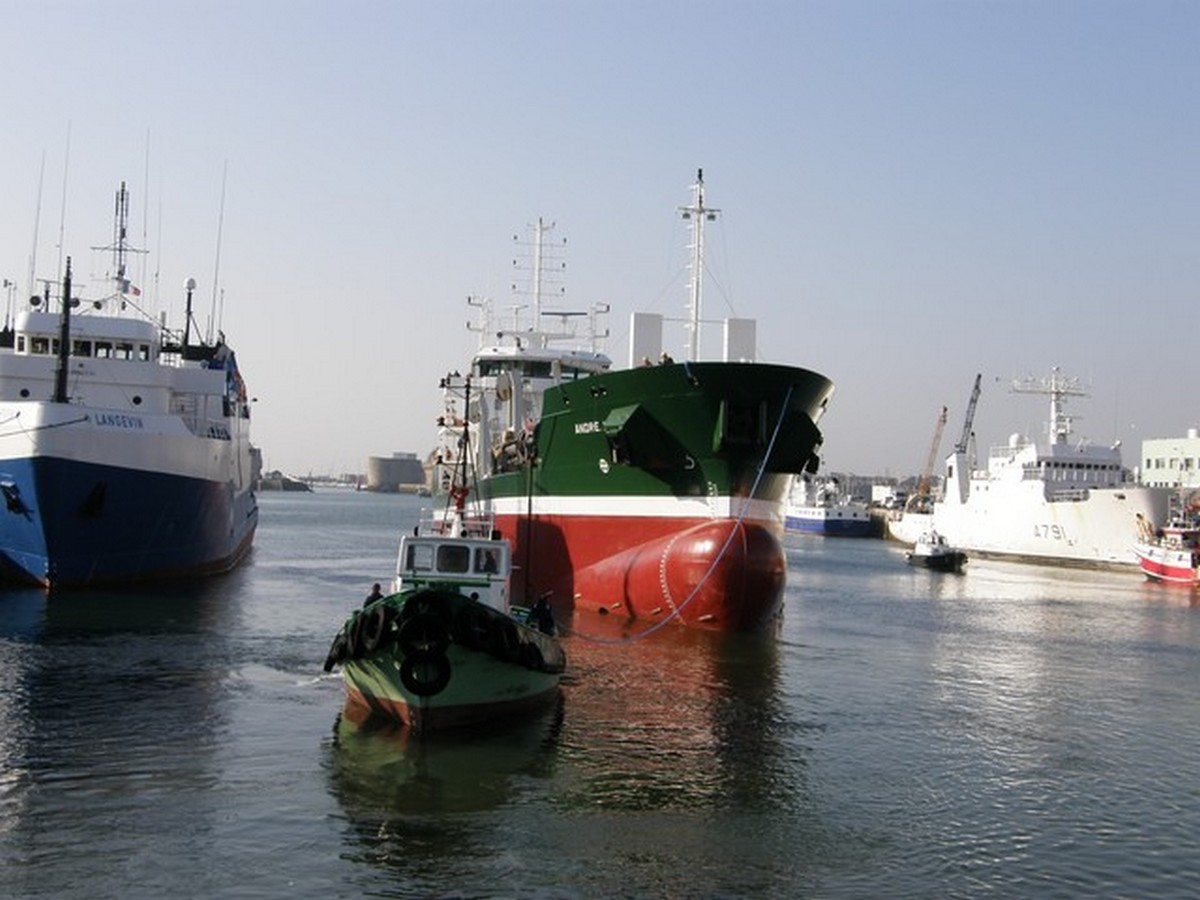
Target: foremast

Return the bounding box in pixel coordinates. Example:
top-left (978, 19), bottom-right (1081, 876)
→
top-left (678, 168), bottom-right (720, 362)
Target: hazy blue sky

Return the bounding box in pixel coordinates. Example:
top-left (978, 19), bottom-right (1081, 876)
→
top-left (2, 1), bottom-right (1196, 477)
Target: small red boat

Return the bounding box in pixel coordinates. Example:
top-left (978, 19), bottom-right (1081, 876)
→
top-left (1134, 514), bottom-right (1200, 586)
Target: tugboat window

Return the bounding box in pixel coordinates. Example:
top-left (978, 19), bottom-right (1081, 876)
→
top-left (406, 544), bottom-right (434, 571)
top-left (437, 545), bottom-right (470, 573)
top-left (476, 548), bottom-right (501, 574)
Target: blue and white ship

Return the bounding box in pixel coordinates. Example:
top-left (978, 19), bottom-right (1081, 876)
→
top-left (784, 475), bottom-right (873, 537)
top-left (0, 183), bottom-right (258, 587)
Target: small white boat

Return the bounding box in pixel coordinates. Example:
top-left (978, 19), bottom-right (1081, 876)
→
top-left (906, 530), bottom-right (967, 573)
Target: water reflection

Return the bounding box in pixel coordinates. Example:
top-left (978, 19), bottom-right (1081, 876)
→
top-left (330, 696), bottom-right (564, 814)
top-left (327, 615), bottom-right (816, 890)
top-left (0, 579), bottom-right (243, 898)
top-left (327, 697), bottom-right (565, 881)
top-left (552, 617), bottom-right (804, 813)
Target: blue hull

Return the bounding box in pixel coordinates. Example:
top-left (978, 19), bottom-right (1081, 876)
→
top-left (0, 456), bottom-right (258, 587)
top-left (785, 515), bottom-right (874, 537)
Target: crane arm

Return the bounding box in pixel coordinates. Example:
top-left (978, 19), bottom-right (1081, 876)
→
top-left (954, 373), bottom-right (982, 454)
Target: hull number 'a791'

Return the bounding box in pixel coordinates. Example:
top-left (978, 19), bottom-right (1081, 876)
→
top-left (1033, 524), bottom-right (1067, 541)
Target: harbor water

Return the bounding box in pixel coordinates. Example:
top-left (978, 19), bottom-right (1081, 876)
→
top-left (3, 490), bottom-right (1200, 898)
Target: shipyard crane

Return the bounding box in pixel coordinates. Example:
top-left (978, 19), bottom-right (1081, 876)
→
top-left (906, 405), bottom-right (948, 513)
top-left (955, 373), bottom-right (982, 456)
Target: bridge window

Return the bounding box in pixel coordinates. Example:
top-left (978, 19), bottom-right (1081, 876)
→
top-left (436, 545), bottom-right (470, 573)
top-left (475, 547), bottom-right (501, 574)
top-left (405, 544), bottom-right (434, 572)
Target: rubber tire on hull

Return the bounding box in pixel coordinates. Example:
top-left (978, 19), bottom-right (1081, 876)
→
top-left (361, 604), bottom-right (394, 653)
top-left (398, 614), bottom-right (450, 659)
top-left (399, 654), bottom-right (452, 697)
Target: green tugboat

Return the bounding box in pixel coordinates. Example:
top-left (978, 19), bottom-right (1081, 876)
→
top-left (325, 499), bottom-right (565, 734)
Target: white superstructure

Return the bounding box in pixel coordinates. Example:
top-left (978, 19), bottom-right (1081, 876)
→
top-left (918, 368), bottom-right (1170, 569)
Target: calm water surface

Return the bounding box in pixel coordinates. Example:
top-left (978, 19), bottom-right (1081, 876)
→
top-left (2, 491), bottom-right (1199, 898)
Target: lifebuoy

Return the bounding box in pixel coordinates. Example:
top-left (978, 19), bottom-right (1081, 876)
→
top-left (399, 613), bottom-right (450, 659)
top-left (361, 604), bottom-right (394, 653)
top-left (399, 654), bottom-right (452, 697)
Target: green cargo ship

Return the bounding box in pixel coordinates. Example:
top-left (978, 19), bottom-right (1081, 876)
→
top-left (431, 173), bottom-right (834, 631)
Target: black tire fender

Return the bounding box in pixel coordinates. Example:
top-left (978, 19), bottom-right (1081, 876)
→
top-left (398, 613), bottom-right (450, 659)
top-left (362, 603), bottom-right (394, 653)
top-left (399, 653), bottom-right (452, 697)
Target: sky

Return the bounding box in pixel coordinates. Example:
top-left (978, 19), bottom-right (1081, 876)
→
top-left (1, 1), bottom-right (1196, 478)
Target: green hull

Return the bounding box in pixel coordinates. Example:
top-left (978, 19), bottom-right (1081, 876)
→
top-left (326, 589), bottom-right (565, 734)
top-left (490, 361), bottom-right (830, 499)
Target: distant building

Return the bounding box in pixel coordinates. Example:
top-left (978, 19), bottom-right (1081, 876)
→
top-left (365, 452), bottom-right (427, 492)
top-left (1142, 429), bottom-right (1200, 489)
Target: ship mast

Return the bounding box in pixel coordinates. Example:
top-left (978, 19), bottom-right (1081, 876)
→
top-left (1012, 366), bottom-right (1087, 446)
top-left (679, 168), bottom-right (719, 361)
top-left (53, 258), bottom-right (72, 404)
top-left (91, 181), bottom-right (146, 302)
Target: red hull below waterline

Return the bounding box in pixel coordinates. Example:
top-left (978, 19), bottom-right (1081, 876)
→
top-left (498, 513), bottom-right (787, 631)
top-left (1137, 557), bottom-right (1199, 586)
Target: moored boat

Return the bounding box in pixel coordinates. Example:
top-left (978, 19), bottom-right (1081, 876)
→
top-left (429, 172), bottom-right (834, 632)
top-left (1134, 506), bottom-right (1200, 586)
top-left (784, 474), bottom-right (873, 537)
top-left (905, 530), bottom-right (967, 572)
top-left (902, 368), bottom-right (1169, 570)
top-left (0, 182), bottom-right (257, 587)
top-left (324, 497), bottom-right (566, 734)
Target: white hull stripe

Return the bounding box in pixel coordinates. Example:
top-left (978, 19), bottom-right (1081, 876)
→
top-left (490, 493), bottom-right (782, 521)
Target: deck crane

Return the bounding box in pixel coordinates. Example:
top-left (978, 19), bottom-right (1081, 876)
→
top-left (906, 405), bottom-right (948, 513)
top-left (954, 373), bottom-right (982, 457)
